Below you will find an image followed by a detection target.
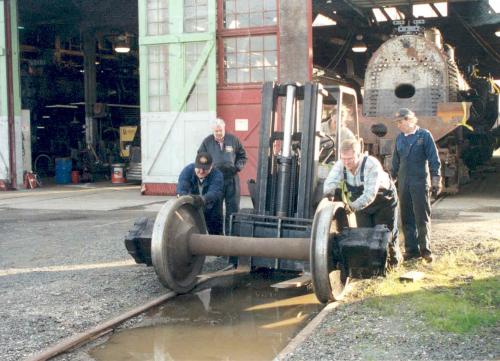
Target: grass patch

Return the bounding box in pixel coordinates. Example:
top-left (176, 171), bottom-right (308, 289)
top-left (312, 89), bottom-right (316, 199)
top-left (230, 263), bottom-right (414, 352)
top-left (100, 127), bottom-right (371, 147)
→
top-left (351, 240), bottom-right (500, 334)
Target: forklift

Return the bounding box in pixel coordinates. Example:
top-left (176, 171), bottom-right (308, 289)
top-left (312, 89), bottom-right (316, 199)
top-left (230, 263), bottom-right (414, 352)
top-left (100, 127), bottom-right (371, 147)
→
top-left (125, 82), bottom-right (392, 303)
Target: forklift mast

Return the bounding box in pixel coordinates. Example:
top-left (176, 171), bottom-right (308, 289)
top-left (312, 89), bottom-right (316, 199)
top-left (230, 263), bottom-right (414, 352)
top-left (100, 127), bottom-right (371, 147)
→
top-left (250, 82), bottom-right (360, 220)
top-left (254, 82), bottom-right (324, 220)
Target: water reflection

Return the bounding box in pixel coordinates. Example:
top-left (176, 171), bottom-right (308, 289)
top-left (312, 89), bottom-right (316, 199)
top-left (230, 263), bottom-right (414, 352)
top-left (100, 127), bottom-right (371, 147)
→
top-left (89, 271), bottom-right (322, 361)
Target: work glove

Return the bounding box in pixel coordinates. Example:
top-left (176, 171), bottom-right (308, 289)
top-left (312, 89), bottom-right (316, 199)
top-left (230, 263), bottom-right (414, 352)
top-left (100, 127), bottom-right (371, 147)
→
top-left (191, 195), bottom-right (206, 209)
top-left (431, 176), bottom-right (442, 196)
top-left (217, 163), bottom-right (237, 179)
top-left (324, 188), bottom-right (342, 202)
top-left (323, 191), bottom-right (335, 202)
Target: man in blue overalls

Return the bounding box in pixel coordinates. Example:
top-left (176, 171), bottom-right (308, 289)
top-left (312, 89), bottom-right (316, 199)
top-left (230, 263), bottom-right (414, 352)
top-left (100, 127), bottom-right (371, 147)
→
top-left (324, 138), bottom-right (402, 266)
top-left (198, 118), bottom-right (247, 234)
top-left (177, 152), bottom-right (224, 235)
top-left (392, 108), bottom-right (442, 263)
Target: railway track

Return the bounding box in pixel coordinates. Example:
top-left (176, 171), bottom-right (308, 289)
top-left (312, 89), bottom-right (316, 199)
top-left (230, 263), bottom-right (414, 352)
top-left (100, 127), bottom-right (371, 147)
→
top-left (26, 267), bottom-right (320, 361)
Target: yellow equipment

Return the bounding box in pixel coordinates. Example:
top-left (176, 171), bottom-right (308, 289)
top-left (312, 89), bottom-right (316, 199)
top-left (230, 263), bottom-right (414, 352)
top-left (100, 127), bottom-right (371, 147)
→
top-left (119, 126), bottom-right (138, 158)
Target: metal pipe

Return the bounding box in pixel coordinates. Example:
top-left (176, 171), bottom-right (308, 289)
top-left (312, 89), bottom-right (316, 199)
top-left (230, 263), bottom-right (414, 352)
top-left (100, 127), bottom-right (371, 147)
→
top-left (282, 85), bottom-right (296, 157)
top-left (4, 0), bottom-right (16, 187)
top-left (276, 85), bottom-right (297, 216)
top-left (189, 234), bottom-right (309, 261)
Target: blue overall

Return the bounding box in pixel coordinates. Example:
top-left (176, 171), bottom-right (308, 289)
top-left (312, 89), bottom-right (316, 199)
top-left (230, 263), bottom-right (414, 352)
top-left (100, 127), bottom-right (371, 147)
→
top-left (344, 157), bottom-right (401, 264)
top-left (198, 133), bottom-right (247, 234)
top-left (392, 127), bottom-right (441, 257)
top-left (177, 163), bottom-right (224, 235)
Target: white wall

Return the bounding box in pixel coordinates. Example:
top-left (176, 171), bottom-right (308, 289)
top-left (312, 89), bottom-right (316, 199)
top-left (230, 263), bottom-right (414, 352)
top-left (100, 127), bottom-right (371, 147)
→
top-left (141, 111), bottom-right (215, 183)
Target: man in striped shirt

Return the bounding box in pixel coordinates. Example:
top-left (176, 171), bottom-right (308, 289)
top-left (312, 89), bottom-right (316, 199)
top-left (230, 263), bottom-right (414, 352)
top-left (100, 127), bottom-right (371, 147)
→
top-left (324, 138), bottom-right (402, 266)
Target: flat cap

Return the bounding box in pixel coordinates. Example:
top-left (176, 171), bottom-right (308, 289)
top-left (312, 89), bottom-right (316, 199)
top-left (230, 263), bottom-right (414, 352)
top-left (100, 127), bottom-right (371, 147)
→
top-left (394, 108), bottom-right (417, 121)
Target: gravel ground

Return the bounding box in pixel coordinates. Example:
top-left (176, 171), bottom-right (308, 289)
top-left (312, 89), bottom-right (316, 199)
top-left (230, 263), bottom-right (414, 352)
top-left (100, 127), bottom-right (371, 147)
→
top-left (283, 168), bottom-right (500, 361)
top-left (1, 165), bottom-right (499, 361)
top-left (0, 208), bottom-right (226, 361)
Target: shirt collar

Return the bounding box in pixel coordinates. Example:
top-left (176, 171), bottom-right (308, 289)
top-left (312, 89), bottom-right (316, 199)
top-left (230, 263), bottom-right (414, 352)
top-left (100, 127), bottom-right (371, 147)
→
top-left (404, 126), bottom-right (419, 136)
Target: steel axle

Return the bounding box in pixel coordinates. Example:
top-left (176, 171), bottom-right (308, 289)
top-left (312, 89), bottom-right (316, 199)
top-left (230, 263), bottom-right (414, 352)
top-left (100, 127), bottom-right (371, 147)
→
top-left (151, 196), bottom-right (350, 303)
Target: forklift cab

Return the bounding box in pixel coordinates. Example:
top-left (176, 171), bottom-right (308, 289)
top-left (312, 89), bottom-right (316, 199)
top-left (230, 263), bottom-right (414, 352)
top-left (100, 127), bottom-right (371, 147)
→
top-left (319, 85), bottom-right (361, 164)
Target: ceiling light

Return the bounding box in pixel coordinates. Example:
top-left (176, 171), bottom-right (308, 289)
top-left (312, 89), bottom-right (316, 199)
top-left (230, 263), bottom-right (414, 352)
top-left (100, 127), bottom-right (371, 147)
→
top-left (352, 35), bottom-right (367, 53)
top-left (495, 29), bottom-right (500, 37)
top-left (114, 34), bottom-right (131, 53)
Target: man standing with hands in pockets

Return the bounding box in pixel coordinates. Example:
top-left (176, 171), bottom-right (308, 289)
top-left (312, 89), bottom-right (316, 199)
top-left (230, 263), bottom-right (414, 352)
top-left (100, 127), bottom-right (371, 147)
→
top-left (199, 118), bottom-right (247, 234)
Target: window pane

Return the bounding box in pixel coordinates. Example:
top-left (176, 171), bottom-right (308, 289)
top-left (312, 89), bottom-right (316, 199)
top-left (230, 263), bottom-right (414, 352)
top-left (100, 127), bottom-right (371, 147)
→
top-left (147, 0), bottom-right (169, 35)
top-left (237, 53), bottom-right (249, 67)
top-left (238, 13), bottom-right (250, 28)
top-left (226, 68), bottom-right (237, 83)
top-left (264, 0), bottom-right (276, 11)
top-left (224, 38), bottom-right (236, 52)
top-left (150, 96), bottom-right (160, 112)
top-left (159, 96), bottom-right (169, 111)
top-left (239, 68), bottom-right (250, 82)
top-left (236, 37), bottom-right (249, 51)
top-left (184, 20), bottom-right (196, 33)
top-left (225, 0), bottom-right (235, 12)
top-left (251, 68), bottom-right (264, 82)
top-left (198, 5), bottom-right (208, 17)
top-left (225, 15), bottom-right (237, 29)
top-left (250, 36), bottom-right (263, 51)
top-left (264, 66), bottom-right (277, 81)
top-left (263, 35), bottom-right (276, 51)
top-left (225, 54), bottom-right (237, 68)
top-left (263, 11), bottom-right (277, 26)
top-left (250, 52), bottom-right (263, 67)
top-left (223, 35), bottom-right (277, 85)
top-left (249, 12), bottom-right (263, 27)
top-left (184, 0), bottom-right (208, 33)
top-left (236, 0), bottom-right (249, 12)
top-left (264, 51), bottom-right (277, 66)
top-left (148, 45), bottom-right (169, 111)
top-left (223, 0), bottom-right (276, 29)
top-left (248, 0), bottom-right (261, 12)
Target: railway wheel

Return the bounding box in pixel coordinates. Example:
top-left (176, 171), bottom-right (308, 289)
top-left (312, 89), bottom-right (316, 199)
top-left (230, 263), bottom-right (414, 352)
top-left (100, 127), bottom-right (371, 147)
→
top-left (151, 196), bottom-right (207, 293)
top-left (310, 199), bottom-right (350, 303)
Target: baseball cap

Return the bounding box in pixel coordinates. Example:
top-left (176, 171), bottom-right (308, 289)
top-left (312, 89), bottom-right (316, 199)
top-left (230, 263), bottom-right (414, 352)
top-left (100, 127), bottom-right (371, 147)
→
top-left (195, 152), bottom-right (213, 170)
top-left (394, 108), bottom-right (417, 121)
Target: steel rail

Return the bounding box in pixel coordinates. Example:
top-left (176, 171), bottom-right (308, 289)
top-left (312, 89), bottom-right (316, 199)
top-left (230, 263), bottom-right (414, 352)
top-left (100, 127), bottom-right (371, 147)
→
top-left (26, 291), bottom-right (177, 361)
top-left (25, 264), bottom-right (237, 361)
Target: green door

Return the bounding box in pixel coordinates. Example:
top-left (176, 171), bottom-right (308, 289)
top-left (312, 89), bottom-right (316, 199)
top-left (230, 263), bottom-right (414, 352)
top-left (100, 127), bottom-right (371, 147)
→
top-left (138, 0), bottom-right (217, 193)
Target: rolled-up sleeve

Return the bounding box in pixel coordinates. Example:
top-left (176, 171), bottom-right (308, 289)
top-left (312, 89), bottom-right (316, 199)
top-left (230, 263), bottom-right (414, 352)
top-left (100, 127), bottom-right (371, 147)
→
top-left (323, 161), bottom-right (344, 195)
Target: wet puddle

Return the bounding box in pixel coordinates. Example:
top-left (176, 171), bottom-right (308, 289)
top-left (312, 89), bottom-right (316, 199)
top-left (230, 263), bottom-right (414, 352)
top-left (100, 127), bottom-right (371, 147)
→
top-left (89, 271), bottom-right (322, 361)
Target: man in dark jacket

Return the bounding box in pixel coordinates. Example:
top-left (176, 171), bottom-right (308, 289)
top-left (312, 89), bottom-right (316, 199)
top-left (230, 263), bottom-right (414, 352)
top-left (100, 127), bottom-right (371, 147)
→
top-left (198, 118), bottom-right (247, 234)
top-left (392, 108), bottom-right (442, 262)
top-left (177, 152), bottom-right (224, 235)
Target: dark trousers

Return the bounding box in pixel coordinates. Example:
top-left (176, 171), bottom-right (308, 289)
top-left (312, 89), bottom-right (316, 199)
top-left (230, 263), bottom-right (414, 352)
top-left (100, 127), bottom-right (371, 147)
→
top-left (399, 181), bottom-right (432, 256)
top-left (355, 192), bottom-right (401, 263)
top-left (205, 199), bottom-right (223, 235)
top-left (223, 176), bottom-right (240, 234)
